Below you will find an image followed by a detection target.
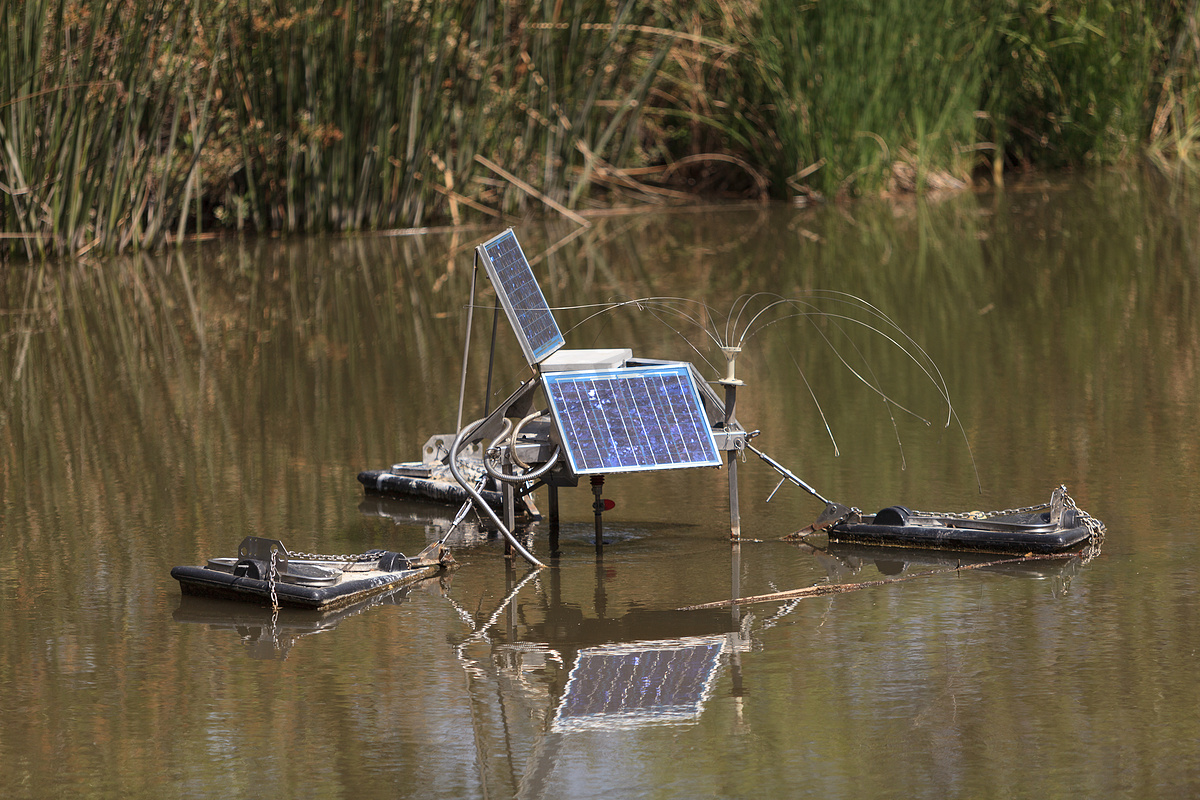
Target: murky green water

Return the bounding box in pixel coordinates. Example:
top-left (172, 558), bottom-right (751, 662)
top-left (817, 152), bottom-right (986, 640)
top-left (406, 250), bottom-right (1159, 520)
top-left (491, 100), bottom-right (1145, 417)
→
top-left (3, 170), bottom-right (1199, 799)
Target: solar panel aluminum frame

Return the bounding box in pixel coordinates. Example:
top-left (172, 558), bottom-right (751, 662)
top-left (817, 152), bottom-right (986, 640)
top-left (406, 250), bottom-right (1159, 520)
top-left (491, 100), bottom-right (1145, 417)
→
top-left (542, 364), bottom-right (723, 476)
top-left (476, 229), bottom-right (565, 366)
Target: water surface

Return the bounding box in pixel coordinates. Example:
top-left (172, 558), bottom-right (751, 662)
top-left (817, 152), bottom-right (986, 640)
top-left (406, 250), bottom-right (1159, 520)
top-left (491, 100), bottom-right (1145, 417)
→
top-left (3, 170), bottom-right (1199, 798)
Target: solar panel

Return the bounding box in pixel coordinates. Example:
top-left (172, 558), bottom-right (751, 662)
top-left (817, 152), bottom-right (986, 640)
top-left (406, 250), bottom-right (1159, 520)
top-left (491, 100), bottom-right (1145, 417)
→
top-left (477, 229), bottom-right (564, 366)
top-left (542, 364), bottom-right (722, 475)
top-left (551, 636), bottom-right (727, 732)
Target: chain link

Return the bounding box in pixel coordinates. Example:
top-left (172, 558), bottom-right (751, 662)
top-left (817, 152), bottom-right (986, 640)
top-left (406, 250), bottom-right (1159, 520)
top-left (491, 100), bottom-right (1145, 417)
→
top-left (287, 550), bottom-right (379, 563)
top-left (912, 501), bottom-right (1051, 520)
top-left (267, 549), bottom-right (280, 643)
top-left (268, 548), bottom-right (280, 612)
top-left (1056, 485), bottom-right (1108, 543)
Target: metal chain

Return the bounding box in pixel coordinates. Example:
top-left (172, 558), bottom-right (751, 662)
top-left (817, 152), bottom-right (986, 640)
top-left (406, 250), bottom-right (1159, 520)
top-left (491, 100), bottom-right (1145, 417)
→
top-left (287, 550), bottom-right (379, 563)
top-left (916, 484), bottom-right (1106, 543)
top-left (914, 485), bottom-right (1059, 519)
top-left (912, 501), bottom-right (1051, 520)
top-left (268, 548), bottom-right (280, 612)
top-left (1057, 485), bottom-right (1108, 542)
top-left (266, 548), bottom-right (280, 644)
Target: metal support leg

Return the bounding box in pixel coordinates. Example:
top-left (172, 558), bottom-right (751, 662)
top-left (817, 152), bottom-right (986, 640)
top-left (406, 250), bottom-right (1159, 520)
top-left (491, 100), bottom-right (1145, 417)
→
top-left (549, 484), bottom-right (561, 557)
top-left (503, 455), bottom-right (516, 559)
top-left (728, 452), bottom-right (741, 541)
top-left (723, 382), bottom-right (742, 541)
top-left (503, 480), bottom-right (516, 531)
top-left (591, 475), bottom-right (605, 554)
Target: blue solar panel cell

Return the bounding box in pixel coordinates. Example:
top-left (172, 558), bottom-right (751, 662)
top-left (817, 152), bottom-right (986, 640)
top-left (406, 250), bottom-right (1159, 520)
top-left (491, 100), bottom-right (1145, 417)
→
top-left (543, 365), bottom-right (722, 475)
top-left (477, 229), bottom-right (564, 365)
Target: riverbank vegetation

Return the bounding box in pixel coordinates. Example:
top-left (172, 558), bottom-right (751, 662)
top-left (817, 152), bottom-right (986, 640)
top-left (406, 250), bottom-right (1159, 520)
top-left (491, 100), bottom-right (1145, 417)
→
top-left (3, 0), bottom-right (1200, 256)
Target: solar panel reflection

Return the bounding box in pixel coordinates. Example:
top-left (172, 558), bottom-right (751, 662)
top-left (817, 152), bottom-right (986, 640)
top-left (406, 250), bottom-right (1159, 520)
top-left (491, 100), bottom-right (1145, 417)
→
top-left (543, 365), bottom-right (721, 475)
top-left (552, 637), bottom-right (726, 732)
top-left (477, 229), bottom-right (564, 365)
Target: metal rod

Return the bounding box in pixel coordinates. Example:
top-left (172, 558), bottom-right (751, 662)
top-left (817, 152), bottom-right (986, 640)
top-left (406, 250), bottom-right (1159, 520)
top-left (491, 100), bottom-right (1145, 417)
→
top-left (591, 475), bottom-right (605, 554)
top-left (745, 441), bottom-right (835, 507)
top-left (439, 492), bottom-right (480, 547)
top-left (483, 300), bottom-right (501, 416)
top-left (549, 484), bottom-right (560, 556)
top-left (455, 252), bottom-right (480, 434)
top-left (502, 452), bottom-right (516, 549)
top-left (728, 453), bottom-right (741, 540)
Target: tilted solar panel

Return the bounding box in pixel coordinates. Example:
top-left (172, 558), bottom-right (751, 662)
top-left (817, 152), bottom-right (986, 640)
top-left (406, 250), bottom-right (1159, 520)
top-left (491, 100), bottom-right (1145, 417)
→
top-left (477, 229), bottom-right (564, 366)
top-left (542, 364), bottom-right (722, 475)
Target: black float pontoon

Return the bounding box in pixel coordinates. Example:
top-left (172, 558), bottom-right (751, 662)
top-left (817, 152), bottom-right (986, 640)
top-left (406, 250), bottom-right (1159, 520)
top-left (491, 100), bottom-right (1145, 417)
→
top-left (171, 536), bottom-right (455, 611)
top-left (358, 434), bottom-right (538, 516)
top-left (815, 485), bottom-right (1105, 555)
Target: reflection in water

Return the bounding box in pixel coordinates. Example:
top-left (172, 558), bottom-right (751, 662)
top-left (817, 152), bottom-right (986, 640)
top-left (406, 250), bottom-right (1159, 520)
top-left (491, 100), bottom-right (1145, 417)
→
top-left (173, 576), bottom-right (452, 659)
top-left (445, 532), bottom-right (1098, 799)
top-left (817, 541), bottom-right (1100, 597)
top-left (450, 564), bottom-right (749, 799)
top-left (359, 495), bottom-right (494, 547)
top-left (551, 636), bottom-right (727, 733)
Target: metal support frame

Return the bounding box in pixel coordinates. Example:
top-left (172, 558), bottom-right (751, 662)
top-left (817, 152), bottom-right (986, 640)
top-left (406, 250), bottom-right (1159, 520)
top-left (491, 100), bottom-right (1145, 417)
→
top-left (454, 294), bottom-right (765, 561)
top-left (549, 484), bottom-right (561, 557)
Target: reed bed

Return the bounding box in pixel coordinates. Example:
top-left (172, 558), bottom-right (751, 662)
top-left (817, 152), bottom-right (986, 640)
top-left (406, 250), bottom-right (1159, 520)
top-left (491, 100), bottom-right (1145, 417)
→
top-left (2, 0), bottom-right (1198, 257)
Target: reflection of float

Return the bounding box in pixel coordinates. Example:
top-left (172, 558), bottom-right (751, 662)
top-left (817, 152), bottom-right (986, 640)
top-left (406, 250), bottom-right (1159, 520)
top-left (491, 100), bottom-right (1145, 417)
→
top-left (171, 575), bottom-right (450, 660)
top-left (357, 494), bottom-right (496, 547)
top-left (822, 541), bottom-right (1092, 581)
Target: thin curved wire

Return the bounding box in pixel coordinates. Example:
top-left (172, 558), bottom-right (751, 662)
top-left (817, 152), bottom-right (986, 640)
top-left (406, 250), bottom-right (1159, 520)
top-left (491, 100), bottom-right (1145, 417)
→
top-left (542, 290), bottom-right (980, 488)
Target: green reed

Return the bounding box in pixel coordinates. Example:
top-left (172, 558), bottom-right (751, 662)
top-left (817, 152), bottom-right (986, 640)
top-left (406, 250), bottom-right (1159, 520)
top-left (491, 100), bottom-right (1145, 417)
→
top-left (2, 0), bottom-right (1198, 256)
top-left (2, 0), bottom-right (677, 255)
top-left (743, 0), bottom-right (996, 197)
top-left (0, 0), bottom-right (212, 257)
top-left (212, 0), bottom-right (681, 233)
top-left (984, 0), bottom-right (1156, 172)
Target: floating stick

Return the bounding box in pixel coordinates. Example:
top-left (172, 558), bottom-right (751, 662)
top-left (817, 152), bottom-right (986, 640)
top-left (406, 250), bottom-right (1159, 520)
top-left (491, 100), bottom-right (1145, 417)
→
top-left (678, 553), bottom-right (1074, 611)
